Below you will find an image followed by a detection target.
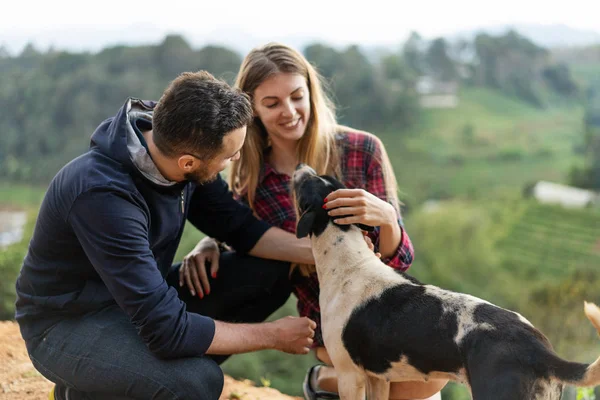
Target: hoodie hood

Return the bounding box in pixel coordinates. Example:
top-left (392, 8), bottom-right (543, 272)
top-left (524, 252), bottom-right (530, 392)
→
top-left (90, 98), bottom-right (176, 187)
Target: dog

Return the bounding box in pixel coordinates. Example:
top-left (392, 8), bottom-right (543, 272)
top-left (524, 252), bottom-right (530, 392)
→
top-left (291, 164), bottom-right (600, 400)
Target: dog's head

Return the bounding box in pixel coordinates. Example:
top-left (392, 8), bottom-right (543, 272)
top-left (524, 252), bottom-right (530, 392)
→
top-left (291, 164), bottom-right (374, 238)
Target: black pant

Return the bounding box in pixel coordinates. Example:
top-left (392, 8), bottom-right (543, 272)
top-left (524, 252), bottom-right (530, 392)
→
top-left (167, 251), bottom-right (292, 364)
top-left (29, 252), bottom-right (291, 400)
top-left (168, 251), bottom-right (291, 325)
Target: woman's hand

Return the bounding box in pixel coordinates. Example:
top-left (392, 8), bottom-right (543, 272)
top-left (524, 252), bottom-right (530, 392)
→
top-left (324, 189), bottom-right (396, 228)
top-left (363, 231), bottom-right (381, 258)
top-left (180, 237), bottom-right (223, 298)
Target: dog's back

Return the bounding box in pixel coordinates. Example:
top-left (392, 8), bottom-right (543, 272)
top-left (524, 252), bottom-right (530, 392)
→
top-left (316, 225), bottom-right (598, 399)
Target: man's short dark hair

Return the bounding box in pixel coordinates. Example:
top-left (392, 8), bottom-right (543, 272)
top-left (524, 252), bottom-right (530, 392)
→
top-left (153, 71), bottom-right (253, 160)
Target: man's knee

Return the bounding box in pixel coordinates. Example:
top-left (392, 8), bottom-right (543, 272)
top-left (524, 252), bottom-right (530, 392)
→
top-left (227, 253), bottom-right (291, 306)
top-left (169, 357), bottom-right (224, 400)
top-left (268, 263), bottom-right (292, 306)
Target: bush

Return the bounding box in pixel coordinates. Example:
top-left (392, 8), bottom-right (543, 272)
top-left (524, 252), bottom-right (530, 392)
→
top-left (0, 210), bottom-right (34, 320)
top-left (569, 165), bottom-right (594, 189)
top-left (493, 146), bottom-right (526, 161)
top-left (461, 123), bottom-right (476, 146)
top-left (526, 270), bottom-right (600, 360)
top-left (406, 202), bottom-right (510, 303)
top-left (535, 146), bottom-right (554, 158)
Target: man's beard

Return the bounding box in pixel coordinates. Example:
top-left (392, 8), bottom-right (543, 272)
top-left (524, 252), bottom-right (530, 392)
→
top-left (184, 169), bottom-right (219, 185)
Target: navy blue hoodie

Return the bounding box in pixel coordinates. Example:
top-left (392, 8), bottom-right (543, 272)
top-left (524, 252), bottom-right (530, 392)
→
top-left (15, 98), bottom-right (270, 358)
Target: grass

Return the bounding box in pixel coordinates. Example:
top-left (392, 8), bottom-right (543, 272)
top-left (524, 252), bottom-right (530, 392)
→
top-left (0, 181), bottom-right (47, 209)
top-left (219, 297), bottom-right (317, 396)
top-left (174, 222), bottom-right (206, 263)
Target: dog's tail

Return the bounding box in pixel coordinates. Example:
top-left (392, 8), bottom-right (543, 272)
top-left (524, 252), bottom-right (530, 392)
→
top-left (549, 302), bottom-right (600, 387)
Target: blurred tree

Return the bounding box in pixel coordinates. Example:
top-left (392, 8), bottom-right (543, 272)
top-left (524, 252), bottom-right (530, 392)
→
top-left (18, 43), bottom-right (43, 70)
top-left (571, 84), bottom-right (600, 189)
top-left (195, 45), bottom-right (242, 84)
top-left (527, 270), bottom-right (600, 360)
top-left (425, 38), bottom-right (458, 81)
top-left (402, 31), bottom-right (425, 75)
top-left (542, 63), bottom-right (579, 96)
top-left (381, 53), bottom-right (414, 83)
top-left (0, 46), bottom-right (10, 58)
top-left (473, 30), bottom-right (549, 106)
top-left (155, 34), bottom-right (195, 80)
top-left (304, 42), bottom-right (342, 79)
top-left (0, 38), bottom-right (422, 183)
top-left (304, 44), bottom-right (419, 131)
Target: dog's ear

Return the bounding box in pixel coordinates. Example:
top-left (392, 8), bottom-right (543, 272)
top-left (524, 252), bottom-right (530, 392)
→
top-left (321, 175), bottom-right (346, 191)
top-left (356, 223), bottom-right (375, 232)
top-left (296, 211), bottom-right (317, 238)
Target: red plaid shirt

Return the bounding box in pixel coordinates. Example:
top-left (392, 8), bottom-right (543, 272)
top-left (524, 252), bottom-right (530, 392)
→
top-left (238, 131), bottom-right (414, 346)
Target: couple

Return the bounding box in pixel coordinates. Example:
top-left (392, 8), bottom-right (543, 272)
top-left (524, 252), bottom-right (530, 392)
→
top-left (15, 43), bottom-right (445, 400)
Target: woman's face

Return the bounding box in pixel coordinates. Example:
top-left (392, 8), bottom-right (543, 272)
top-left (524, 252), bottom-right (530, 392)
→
top-left (253, 72), bottom-right (311, 145)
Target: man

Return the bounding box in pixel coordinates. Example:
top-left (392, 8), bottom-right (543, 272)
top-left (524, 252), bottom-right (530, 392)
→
top-left (15, 71), bottom-right (316, 400)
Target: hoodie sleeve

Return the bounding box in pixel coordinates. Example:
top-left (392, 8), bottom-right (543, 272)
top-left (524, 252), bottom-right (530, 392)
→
top-left (67, 187), bottom-right (215, 359)
top-left (186, 175), bottom-right (271, 253)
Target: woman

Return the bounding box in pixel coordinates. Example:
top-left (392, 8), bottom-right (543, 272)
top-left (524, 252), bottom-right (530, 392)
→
top-left (182, 43), bottom-right (446, 400)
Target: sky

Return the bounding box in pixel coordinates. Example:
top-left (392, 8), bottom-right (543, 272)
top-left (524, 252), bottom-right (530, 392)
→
top-left (2, 0), bottom-right (599, 54)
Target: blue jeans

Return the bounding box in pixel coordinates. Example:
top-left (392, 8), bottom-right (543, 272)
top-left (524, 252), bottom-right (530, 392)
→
top-left (25, 252), bottom-right (292, 400)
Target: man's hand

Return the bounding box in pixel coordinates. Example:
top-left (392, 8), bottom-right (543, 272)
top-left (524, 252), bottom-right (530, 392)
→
top-left (180, 237), bottom-right (222, 298)
top-left (269, 316), bottom-right (317, 354)
top-left (207, 316), bottom-right (317, 355)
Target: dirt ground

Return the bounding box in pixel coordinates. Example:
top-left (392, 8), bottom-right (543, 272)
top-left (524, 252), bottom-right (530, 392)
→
top-left (0, 321), bottom-right (300, 400)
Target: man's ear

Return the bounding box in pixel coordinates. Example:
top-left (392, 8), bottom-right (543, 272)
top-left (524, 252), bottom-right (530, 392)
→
top-left (356, 223), bottom-right (375, 232)
top-left (296, 211), bottom-right (317, 238)
top-left (178, 155), bottom-right (199, 172)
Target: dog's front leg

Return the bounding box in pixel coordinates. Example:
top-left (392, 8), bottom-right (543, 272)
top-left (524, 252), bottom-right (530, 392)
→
top-left (337, 371), bottom-right (366, 400)
top-left (367, 376), bottom-right (390, 400)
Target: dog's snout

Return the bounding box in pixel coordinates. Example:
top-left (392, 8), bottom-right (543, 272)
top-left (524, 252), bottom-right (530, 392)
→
top-left (292, 164), bottom-right (317, 183)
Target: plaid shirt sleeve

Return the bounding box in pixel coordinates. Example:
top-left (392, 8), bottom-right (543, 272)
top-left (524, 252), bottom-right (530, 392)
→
top-left (290, 271), bottom-right (324, 347)
top-left (345, 132), bottom-right (414, 271)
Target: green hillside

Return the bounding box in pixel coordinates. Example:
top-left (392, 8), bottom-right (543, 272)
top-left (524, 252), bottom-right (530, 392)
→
top-left (378, 87), bottom-right (585, 205)
top-left (571, 63), bottom-right (600, 86)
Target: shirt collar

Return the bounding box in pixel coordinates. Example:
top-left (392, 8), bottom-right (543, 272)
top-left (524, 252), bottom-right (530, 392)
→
top-left (260, 161), bottom-right (278, 183)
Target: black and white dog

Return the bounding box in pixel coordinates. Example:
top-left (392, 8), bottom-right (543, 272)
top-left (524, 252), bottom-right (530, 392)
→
top-left (291, 164), bottom-right (600, 400)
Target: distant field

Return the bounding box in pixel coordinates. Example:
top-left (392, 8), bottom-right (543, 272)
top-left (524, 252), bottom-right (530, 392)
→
top-left (497, 201), bottom-right (600, 282)
top-left (0, 182), bottom-right (46, 209)
top-left (570, 62), bottom-right (600, 87)
top-left (377, 87), bottom-right (585, 205)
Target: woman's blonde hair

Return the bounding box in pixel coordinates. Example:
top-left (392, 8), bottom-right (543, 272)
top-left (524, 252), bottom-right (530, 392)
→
top-left (230, 42), bottom-right (339, 206)
top-left (230, 42), bottom-right (400, 212)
